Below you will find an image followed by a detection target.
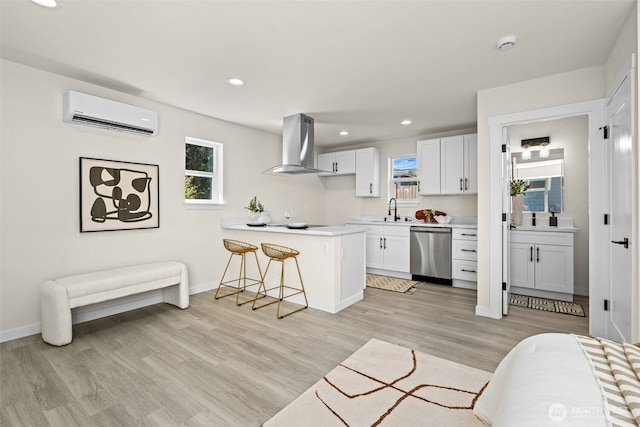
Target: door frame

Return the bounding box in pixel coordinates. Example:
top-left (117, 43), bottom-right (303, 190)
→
top-left (486, 99), bottom-right (607, 334)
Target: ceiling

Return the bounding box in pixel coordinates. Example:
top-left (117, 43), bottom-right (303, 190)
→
top-left (0, 0), bottom-right (635, 147)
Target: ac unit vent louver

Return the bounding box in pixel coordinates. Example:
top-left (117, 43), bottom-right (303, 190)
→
top-left (63, 91), bottom-right (158, 136)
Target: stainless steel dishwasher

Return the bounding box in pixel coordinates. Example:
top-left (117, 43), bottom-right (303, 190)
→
top-left (410, 227), bottom-right (452, 284)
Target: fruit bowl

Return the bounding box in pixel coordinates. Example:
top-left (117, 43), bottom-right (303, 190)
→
top-left (434, 215), bottom-right (452, 224)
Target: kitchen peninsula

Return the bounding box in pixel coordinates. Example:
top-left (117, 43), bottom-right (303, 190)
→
top-left (220, 219), bottom-right (366, 314)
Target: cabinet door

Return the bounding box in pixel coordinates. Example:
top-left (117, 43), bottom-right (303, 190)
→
top-left (365, 234), bottom-right (384, 269)
top-left (510, 242), bottom-right (535, 289)
top-left (382, 235), bottom-right (410, 273)
top-left (317, 153), bottom-right (335, 176)
top-left (355, 148), bottom-right (380, 197)
top-left (463, 133), bottom-right (477, 194)
top-left (335, 150), bottom-right (356, 175)
top-left (441, 135), bottom-right (465, 194)
top-left (417, 139), bottom-right (441, 195)
top-left (535, 244), bottom-right (574, 293)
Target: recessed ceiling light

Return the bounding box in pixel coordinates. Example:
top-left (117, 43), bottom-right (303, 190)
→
top-left (31, 0), bottom-right (58, 7)
top-left (226, 77), bottom-right (245, 86)
top-left (339, 130), bottom-right (349, 136)
top-left (496, 35), bottom-right (517, 51)
top-left (401, 120), bottom-right (412, 125)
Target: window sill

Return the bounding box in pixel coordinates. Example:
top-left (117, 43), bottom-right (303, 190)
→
top-left (184, 200), bottom-right (225, 210)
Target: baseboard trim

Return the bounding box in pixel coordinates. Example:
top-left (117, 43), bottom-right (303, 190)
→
top-left (0, 281), bottom-right (219, 344)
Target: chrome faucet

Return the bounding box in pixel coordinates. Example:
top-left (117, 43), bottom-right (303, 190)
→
top-left (388, 198), bottom-right (400, 222)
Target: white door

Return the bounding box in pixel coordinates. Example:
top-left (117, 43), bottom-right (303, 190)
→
top-left (417, 139), bottom-right (441, 195)
top-left (383, 235), bottom-right (410, 273)
top-left (502, 128), bottom-right (512, 314)
top-left (365, 234), bottom-right (384, 269)
top-left (607, 73), bottom-right (633, 342)
top-left (509, 243), bottom-right (535, 289)
top-left (335, 150), bottom-right (356, 175)
top-left (441, 135), bottom-right (465, 194)
top-left (535, 245), bottom-right (573, 294)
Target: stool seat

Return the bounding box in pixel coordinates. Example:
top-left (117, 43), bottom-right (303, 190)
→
top-left (224, 239), bottom-right (259, 254)
top-left (261, 243), bottom-right (299, 260)
top-left (252, 243), bottom-right (308, 318)
top-left (215, 239), bottom-right (265, 306)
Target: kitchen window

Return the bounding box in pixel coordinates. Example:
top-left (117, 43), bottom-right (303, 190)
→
top-left (184, 137), bottom-right (224, 208)
top-left (389, 154), bottom-right (418, 206)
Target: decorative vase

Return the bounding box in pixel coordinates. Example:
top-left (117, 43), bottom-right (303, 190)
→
top-left (512, 194), bottom-right (523, 226)
top-left (248, 211), bottom-right (261, 222)
top-left (258, 211), bottom-right (271, 224)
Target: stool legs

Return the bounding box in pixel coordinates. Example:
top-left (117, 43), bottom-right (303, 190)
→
top-left (215, 250), bottom-right (265, 306)
top-left (252, 255), bottom-right (308, 319)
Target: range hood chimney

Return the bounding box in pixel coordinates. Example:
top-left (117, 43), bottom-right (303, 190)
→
top-left (265, 113), bottom-right (332, 174)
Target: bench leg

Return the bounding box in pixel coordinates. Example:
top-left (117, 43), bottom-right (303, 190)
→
top-left (161, 262), bottom-right (189, 309)
top-left (41, 280), bottom-right (73, 346)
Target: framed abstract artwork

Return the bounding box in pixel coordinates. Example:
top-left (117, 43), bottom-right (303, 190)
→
top-left (79, 157), bottom-right (159, 232)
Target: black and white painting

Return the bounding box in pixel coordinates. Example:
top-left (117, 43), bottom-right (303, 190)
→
top-left (80, 157), bottom-right (159, 232)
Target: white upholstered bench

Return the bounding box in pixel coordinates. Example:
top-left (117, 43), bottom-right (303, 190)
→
top-left (41, 261), bottom-right (189, 346)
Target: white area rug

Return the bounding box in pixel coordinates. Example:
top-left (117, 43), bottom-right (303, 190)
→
top-left (264, 339), bottom-right (491, 426)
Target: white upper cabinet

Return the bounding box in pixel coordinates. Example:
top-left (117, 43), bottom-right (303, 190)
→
top-left (317, 150), bottom-right (356, 176)
top-left (417, 139), bottom-right (441, 195)
top-left (355, 147), bottom-right (380, 197)
top-left (441, 134), bottom-right (477, 195)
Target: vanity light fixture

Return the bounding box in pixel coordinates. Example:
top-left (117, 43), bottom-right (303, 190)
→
top-left (225, 77), bottom-right (245, 86)
top-left (31, 0), bottom-right (58, 7)
top-left (521, 136), bottom-right (550, 159)
top-left (401, 119), bottom-right (412, 125)
top-left (521, 149), bottom-right (531, 160)
top-left (339, 130), bottom-right (349, 136)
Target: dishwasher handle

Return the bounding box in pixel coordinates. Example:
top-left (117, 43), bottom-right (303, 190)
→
top-left (410, 227), bottom-right (451, 234)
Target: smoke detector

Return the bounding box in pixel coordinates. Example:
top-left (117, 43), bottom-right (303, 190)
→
top-left (496, 35), bottom-right (517, 51)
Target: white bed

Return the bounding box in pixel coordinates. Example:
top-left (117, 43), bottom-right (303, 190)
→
top-left (473, 333), bottom-right (640, 426)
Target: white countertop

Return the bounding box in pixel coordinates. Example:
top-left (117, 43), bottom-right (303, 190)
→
top-left (511, 225), bottom-right (578, 233)
top-left (221, 219), bottom-right (365, 237)
top-left (345, 216), bottom-right (478, 230)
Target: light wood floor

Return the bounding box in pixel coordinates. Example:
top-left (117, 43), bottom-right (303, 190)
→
top-left (1, 284), bottom-right (588, 426)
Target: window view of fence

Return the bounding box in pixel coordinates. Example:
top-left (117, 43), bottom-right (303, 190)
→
top-left (391, 155), bottom-right (418, 202)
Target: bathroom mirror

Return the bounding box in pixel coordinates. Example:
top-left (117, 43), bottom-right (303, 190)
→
top-left (512, 148), bottom-right (564, 213)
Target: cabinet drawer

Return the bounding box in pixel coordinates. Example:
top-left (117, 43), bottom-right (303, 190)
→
top-left (383, 225), bottom-right (410, 237)
top-left (363, 225), bottom-right (384, 235)
top-left (453, 228), bottom-right (478, 241)
top-left (452, 240), bottom-right (477, 261)
top-left (452, 259), bottom-right (477, 281)
top-left (510, 230), bottom-right (573, 246)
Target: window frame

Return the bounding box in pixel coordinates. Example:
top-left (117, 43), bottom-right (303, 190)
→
top-left (184, 136), bottom-right (224, 209)
top-left (388, 154), bottom-right (419, 207)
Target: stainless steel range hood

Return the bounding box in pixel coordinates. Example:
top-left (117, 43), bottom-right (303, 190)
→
top-left (265, 113), bottom-right (333, 174)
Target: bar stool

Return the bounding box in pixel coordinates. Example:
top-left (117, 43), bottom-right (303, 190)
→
top-left (215, 239), bottom-right (265, 306)
top-left (252, 243), bottom-right (308, 318)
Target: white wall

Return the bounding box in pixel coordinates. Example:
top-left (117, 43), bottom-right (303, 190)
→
top-left (0, 60), bottom-right (328, 337)
top-left (322, 130), bottom-right (478, 225)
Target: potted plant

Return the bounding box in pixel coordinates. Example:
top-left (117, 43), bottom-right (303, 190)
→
top-left (510, 179), bottom-right (529, 226)
top-left (245, 196), bottom-right (264, 221)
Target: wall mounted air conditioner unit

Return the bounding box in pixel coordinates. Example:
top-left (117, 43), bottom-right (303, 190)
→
top-left (63, 90), bottom-right (158, 136)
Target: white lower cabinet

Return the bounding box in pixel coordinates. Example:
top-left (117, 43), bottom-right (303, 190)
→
top-left (363, 225), bottom-right (410, 273)
top-left (452, 228), bottom-right (477, 287)
top-left (510, 230), bottom-right (574, 298)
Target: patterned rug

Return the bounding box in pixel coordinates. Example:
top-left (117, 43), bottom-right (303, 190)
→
top-left (366, 274), bottom-right (418, 293)
top-left (509, 294), bottom-right (585, 317)
top-left (263, 339), bottom-right (491, 426)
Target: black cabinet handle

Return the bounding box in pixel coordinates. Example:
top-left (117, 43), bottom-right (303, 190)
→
top-left (417, 180), bottom-right (421, 192)
top-left (461, 233), bottom-right (477, 237)
top-left (379, 237), bottom-right (383, 249)
top-left (536, 247), bottom-right (540, 263)
top-left (461, 248), bottom-right (477, 253)
top-left (370, 183), bottom-right (373, 194)
top-left (530, 246), bottom-right (533, 262)
top-left (461, 269), bottom-right (476, 273)
top-left (459, 178), bottom-right (463, 191)
top-left (383, 238), bottom-right (387, 249)
top-left (464, 178), bottom-right (468, 191)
